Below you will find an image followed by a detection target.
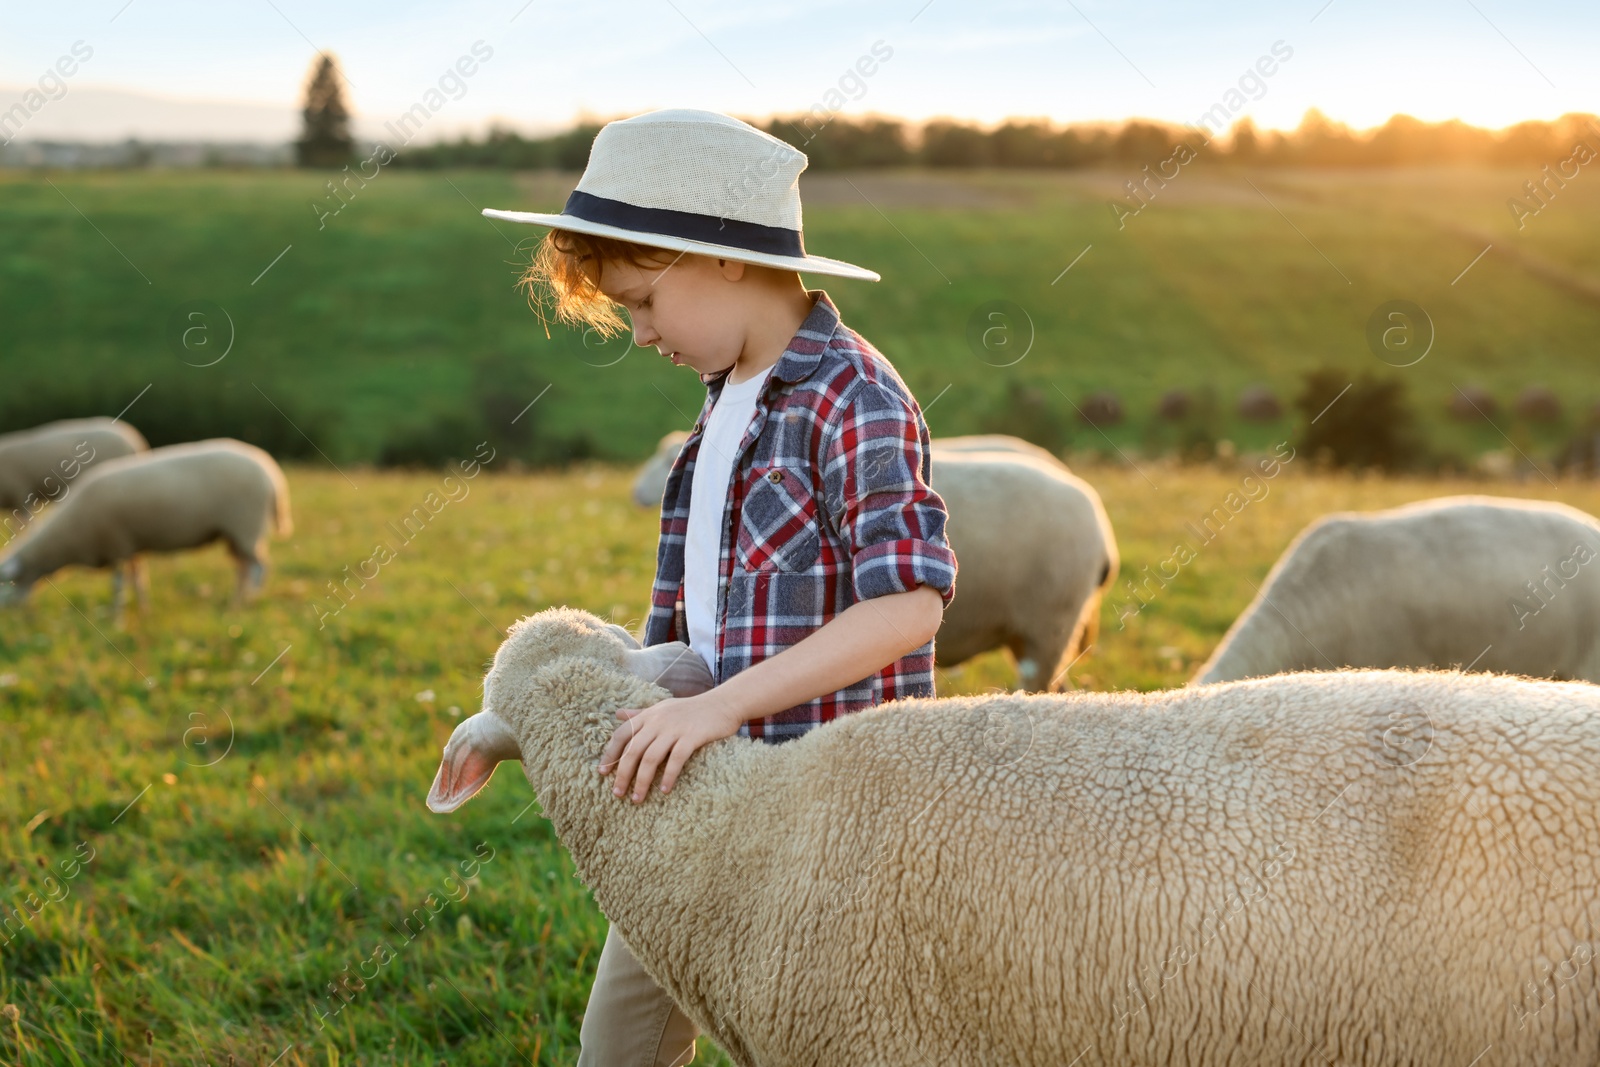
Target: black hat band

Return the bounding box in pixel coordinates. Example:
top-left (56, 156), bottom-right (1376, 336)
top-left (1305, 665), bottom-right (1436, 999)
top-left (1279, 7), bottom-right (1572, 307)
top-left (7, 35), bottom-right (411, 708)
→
top-left (562, 189), bottom-right (806, 258)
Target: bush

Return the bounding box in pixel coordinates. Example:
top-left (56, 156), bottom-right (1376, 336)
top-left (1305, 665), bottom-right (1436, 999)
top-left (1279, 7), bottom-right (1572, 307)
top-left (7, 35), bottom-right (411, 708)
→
top-left (395, 123), bottom-right (599, 169)
top-left (1156, 388), bottom-right (1190, 421)
top-left (1555, 407), bottom-right (1600, 477)
top-left (1293, 367), bottom-right (1426, 471)
top-left (471, 352), bottom-right (546, 458)
top-left (1447, 384), bottom-right (1497, 421)
top-left (1514, 385), bottom-right (1562, 423)
top-left (376, 411), bottom-right (486, 468)
top-left (1236, 383), bottom-right (1283, 421)
top-left (0, 375), bottom-right (330, 460)
top-left (1077, 390), bottom-right (1123, 427)
top-left (977, 381), bottom-right (1068, 455)
top-left (376, 412), bottom-right (596, 470)
top-left (1142, 384), bottom-right (1220, 462)
top-left (376, 353), bottom-right (596, 469)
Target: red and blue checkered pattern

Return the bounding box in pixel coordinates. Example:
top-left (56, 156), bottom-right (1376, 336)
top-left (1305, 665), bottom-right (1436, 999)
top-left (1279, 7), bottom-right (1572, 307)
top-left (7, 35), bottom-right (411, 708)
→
top-left (642, 290), bottom-right (957, 743)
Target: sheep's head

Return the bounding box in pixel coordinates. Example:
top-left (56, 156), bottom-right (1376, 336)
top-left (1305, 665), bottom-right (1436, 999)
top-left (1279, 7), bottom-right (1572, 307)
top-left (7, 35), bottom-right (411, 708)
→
top-left (426, 607), bottom-right (714, 813)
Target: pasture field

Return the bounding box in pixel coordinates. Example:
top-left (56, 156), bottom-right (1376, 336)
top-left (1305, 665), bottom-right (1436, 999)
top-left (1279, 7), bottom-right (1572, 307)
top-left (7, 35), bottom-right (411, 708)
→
top-left (3, 165), bottom-right (1598, 464)
top-left (3, 460), bottom-right (1599, 1065)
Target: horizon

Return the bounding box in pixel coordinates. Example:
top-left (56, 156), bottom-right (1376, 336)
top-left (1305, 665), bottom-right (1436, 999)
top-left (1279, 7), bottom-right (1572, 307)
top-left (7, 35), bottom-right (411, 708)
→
top-left (2, 0), bottom-right (1594, 145)
top-left (2, 83), bottom-right (1594, 150)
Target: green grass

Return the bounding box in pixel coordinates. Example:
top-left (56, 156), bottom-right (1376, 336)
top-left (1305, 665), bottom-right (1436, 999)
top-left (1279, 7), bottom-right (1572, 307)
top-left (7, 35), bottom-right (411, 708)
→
top-left (6, 461), bottom-right (1600, 1064)
top-left (3, 165), bottom-right (1598, 464)
top-left (5, 161), bottom-right (1600, 1063)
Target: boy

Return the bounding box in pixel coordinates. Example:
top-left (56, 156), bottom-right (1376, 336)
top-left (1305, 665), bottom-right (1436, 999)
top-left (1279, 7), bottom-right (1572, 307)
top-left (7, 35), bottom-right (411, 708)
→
top-left (483, 107), bottom-right (956, 1067)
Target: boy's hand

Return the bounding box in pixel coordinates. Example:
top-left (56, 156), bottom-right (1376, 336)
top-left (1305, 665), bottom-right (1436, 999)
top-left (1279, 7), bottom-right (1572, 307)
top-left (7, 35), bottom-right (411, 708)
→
top-left (597, 587), bottom-right (943, 803)
top-left (599, 691), bottom-right (744, 802)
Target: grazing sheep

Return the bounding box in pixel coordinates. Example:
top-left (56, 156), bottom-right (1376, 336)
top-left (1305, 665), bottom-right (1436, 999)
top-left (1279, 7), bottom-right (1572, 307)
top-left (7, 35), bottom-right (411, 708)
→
top-left (1194, 495), bottom-right (1600, 685)
top-left (0, 417), bottom-right (149, 530)
top-left (932, 450), bottom-right (1117, 690)
top-left (0, 438), bottom-right (292, 611)
top-left (429, 607), bottom-right (1600, 1067)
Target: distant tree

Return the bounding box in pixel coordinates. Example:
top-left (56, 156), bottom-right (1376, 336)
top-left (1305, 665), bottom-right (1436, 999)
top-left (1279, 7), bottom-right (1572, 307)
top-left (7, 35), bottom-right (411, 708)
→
top-left (1052, 125), bottom-right (1114, 166)
top-left (765, 116), bottom-right (911, 169)
top-left (296, 53), bottom-right (353, 168)
top-left (920, 120), bottom-right (992, 166)
top-left (1227, 118), bottom-right (1259, 162)
top-left (1489, 119), bottom-right (1566, 166)
top-left (1293, 367), bottom-right (1425, 471)
top-left (991, 121), bottom-right (1058, 167)
top-left (1113, 121), bottom-right (1177, 163)
top-left (551, 123), bottom-right (603, 169)
top-left (1287, 108), bottom-right (1360, 166)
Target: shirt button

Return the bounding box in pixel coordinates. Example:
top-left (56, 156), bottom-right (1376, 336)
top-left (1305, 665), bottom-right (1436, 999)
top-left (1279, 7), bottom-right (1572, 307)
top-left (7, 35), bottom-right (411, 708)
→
top-left (692, 422), bottom-right (703, 434)
top-left (767, 469), bottom-right (783, 483)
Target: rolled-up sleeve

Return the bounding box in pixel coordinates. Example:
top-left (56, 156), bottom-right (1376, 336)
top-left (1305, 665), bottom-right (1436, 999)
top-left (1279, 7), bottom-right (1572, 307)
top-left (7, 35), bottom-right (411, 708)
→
top-left (822, 379), bottom-right (957, 606)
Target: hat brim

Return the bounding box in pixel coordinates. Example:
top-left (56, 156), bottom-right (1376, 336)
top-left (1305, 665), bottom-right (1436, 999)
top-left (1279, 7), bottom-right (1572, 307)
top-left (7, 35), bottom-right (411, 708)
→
top-left (480, 208), bottom-right (881, 282)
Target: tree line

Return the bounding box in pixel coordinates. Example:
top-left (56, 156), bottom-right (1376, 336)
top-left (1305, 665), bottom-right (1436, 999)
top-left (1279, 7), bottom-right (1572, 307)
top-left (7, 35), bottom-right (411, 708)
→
top-left (388, 109), bottom-right (1600, 171)
top-left (287, 51), bottom-right (1597, 173)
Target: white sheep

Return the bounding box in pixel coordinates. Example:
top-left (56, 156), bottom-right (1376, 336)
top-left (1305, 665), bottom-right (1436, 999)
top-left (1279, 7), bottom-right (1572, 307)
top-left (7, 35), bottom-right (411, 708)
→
top-left (429, 607), bottom-right (1600, 1067)
top-left (0, 438), bottom-right (293, 612)
top-left (1194, 495), bottom-right (1600, 685)
top-left (631, 430), bottom-right (691, 508)
top-left (926, 432), bottom-right (1066, 467)
top-left (932, 450), bottom-right (1117, 690)
top-left (0, 417), bottom-right (149, 532)
top-left (632, 433), bottom-right (1112, 689)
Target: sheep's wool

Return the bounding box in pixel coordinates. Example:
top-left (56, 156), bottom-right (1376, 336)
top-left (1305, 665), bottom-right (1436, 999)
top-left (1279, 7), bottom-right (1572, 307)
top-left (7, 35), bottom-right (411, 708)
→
top-left (1196, 495), bottom-right (1600, 684)
top-left (482, 607), bottom-right (1600, 1067)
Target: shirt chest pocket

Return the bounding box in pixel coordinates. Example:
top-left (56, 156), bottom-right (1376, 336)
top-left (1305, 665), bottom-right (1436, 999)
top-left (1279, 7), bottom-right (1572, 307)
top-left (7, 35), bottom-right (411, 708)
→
top-left (736, 465), bottom-right (821, 573)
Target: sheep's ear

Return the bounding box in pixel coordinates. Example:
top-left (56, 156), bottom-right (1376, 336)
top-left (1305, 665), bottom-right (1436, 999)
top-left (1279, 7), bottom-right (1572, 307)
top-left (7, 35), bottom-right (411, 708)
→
top-left (623, 642), bottom-right (716, 699)
top-left (427, 711), bottom-right (522, 814)
top-left (603, 623), bottom-right (643, 650)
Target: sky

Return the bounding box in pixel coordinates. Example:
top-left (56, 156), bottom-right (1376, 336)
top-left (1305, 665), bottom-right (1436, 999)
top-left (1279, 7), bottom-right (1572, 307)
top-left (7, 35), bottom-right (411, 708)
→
top-left (1, 0), bottom-right (1595, 143)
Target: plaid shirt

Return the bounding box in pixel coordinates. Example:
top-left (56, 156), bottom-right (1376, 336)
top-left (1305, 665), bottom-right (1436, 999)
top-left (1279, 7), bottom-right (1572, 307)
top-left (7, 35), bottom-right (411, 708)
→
top-left (643, 289), bottom-right (957, 744)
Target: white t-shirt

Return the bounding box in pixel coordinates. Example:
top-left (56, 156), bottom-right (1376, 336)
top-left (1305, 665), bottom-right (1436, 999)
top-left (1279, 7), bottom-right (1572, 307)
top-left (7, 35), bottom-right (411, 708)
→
top-left (684, 367), bottom-right (772, 674)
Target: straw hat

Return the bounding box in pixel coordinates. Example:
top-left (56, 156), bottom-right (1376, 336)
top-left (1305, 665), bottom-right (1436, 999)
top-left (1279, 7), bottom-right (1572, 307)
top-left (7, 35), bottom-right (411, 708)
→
top-left (480, 108), bottom-right (880, 282)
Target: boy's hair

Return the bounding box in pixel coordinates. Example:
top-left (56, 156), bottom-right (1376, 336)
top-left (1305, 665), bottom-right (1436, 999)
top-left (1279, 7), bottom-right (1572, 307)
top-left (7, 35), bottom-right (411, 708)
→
top-left (517, 228), bottom-right (679, 340)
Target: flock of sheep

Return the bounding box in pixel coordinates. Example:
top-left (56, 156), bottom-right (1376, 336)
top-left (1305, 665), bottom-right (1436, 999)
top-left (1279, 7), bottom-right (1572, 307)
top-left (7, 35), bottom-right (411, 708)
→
top-left (6, 415), bottom-right (1600, 1064)
top-left (0, 418), bottom-right (290, 613)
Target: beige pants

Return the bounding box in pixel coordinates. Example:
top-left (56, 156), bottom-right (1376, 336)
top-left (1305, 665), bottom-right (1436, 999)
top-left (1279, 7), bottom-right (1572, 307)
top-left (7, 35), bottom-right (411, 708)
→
top-left (577, 922), bottom-right (700, 1067)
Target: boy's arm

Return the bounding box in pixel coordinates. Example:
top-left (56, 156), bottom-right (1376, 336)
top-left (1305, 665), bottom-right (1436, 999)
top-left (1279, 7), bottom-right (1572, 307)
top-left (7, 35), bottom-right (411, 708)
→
top-left (601, 584), bottom-right (942, 800)
top-left (602, 377), bottom-right (956, 802)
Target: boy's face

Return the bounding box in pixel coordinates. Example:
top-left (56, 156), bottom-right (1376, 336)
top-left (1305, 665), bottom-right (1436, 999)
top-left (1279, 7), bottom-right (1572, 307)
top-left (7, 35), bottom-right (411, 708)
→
top-left (588, 252), bottom-right (749, 378)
